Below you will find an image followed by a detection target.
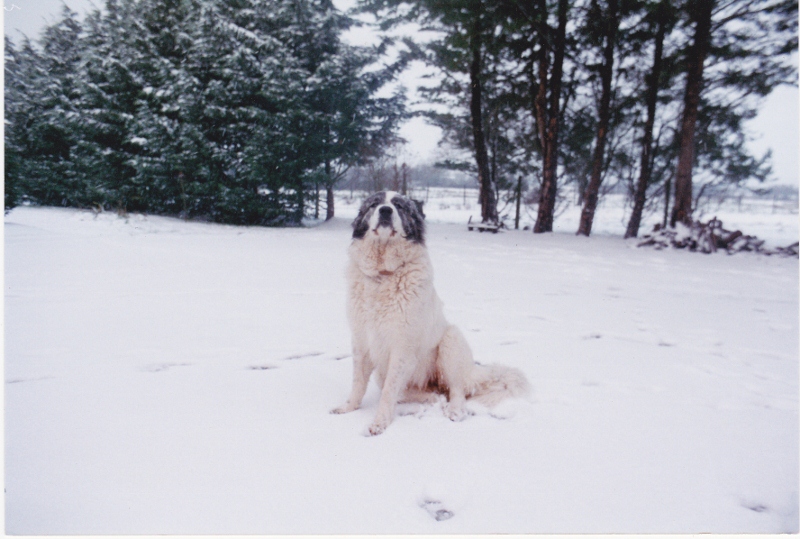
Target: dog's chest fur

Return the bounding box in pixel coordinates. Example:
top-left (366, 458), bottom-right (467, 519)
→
top-left (346, 238), bottom-right (445, 378)
top-left (348, 240), bottom-right (429, 319)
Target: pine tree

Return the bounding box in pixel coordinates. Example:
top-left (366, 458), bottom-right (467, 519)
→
top-left (75, 0), bottom-right (150, 211)
top-left (625, 0), bottom-right (675, 238)
top-left (528, 0), bottom-right (568, 232)
top-left (670, 0), bottom-right (796, 226)
top-left (360, 0), bottom-right (502, 224)
top-left (5, 37), bottom-right (34, 211)
top-left (5, 8), bottom-right (85, 209)
top-left (126, 0), bottom-right (200, 216)
top-left (576, 0), bottom-right (619, 236)
top-left (9, 0), bottom-right (790, 232)
top-left (283, 0), bottom-right (407, 220)
top-left (670, 0), bottom-right (714, 226)
top-left (7, 0), bottom-right (406, 225)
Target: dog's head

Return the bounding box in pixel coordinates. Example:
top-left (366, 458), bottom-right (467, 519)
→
top-left (352, 191), bottom-right (425, 244)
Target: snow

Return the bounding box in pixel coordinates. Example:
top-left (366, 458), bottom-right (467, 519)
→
top-left (5, 198), bottom-right (798, 534)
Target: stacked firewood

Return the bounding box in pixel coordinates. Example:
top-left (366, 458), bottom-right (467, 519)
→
top-left (637, 218), bottom-right (799, 257)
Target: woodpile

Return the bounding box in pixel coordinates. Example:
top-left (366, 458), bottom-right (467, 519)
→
top-left (637, 218), bottom-right (799, 257)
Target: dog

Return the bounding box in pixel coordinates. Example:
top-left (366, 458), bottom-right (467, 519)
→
top-left (331, 191), bottom-right (530, 435)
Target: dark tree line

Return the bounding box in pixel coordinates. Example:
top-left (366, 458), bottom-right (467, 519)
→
top-left (5, 0), bottom-right (406, 225)
top-left (362, 0), bottom-right (796, 233)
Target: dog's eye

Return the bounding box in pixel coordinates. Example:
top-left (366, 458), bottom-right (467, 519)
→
top-left (362, 193), bottom-right (385, 212)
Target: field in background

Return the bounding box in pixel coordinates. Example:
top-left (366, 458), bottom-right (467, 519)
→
top-left (333, 187), bottom-right (799, 248)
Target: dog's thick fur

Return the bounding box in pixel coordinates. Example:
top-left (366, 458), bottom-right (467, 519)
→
top-left (331, 191), bottom-right (530, 435)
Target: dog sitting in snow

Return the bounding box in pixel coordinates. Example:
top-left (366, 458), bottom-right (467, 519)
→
top-left (331, 191), bottom-right (530, 435)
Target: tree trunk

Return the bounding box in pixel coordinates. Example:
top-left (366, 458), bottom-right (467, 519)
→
top-left (577, 0), bottom-right (619, 236)
top-left (670, 0), bottom-right (714, 228)
top-left (534, 0), bottom-right (568, 233)
top-left (295, 175), bottom-right (305, 225)
top-left (533, 0), bottom-right (548, 153)
top-left (625, 4), bottom-right (667, 238)
top-left (662, 173), bottom-right (671, 228)
top-left (326, 185), bottom-right (334, 220)
top-left (515, 175), bottom-right (522, 229)
top-left (469, 2), bottom-right (498, 224)
top-left (325, 159), bottom-right (334, 221)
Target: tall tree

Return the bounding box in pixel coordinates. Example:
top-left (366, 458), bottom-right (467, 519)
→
top-left (533, 0), bottom-right (569, 233)
top-left (75, 0), bottom-right (154, 212)
top-left (4, 8), bottom-right (85, 209)
top-left (670, 0), bottom-right (795, 226)
top-left (625, 0), bottom-right (673, 238)
top-left (5, 0), bottom-right (404, 225)
top-left (577, 0), bottom-right (620, 236)
top-left (361, 0), bottom-right (501, 223)
top-left (306, 34), bottom-right (407, 220)
top-left (5, 36), bottom-right (37, 211)
top-left (468, 1), bottom-right (499, 223)
top-left (126, 0), bottom-right (200, 216)
top-left (670, 0), bottom-right (714, 227)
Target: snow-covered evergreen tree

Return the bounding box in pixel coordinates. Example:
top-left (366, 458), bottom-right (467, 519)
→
top-left (5, 8), bottom-right (85, 209)
top-left (303, 31), bottom-right (407, 219)
top-left (5, 0), bottom-right (406, 224)
top-left (125, 0), bottom-right (204, 216)
top-left (76, 0), bottom-right (149, 211)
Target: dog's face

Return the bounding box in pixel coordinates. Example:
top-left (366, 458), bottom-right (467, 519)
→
top-left (352, 191), bottom-right (425, 244)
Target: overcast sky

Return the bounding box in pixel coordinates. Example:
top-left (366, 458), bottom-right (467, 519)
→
top-left (4, 0), bottom-right (798, 186)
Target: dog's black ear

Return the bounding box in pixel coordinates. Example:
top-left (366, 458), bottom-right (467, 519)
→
top-left (391, 195), bottom-right (426, 244)
top-left (352, 192), bottom-right (385, 239)
top-left (412, 199), bottom-right (426, 220)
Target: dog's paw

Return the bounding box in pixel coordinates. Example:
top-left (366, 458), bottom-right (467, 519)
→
top-left (365, 420), bottom-right (388, 436)
top-left (330, 403), bottom-right (357, 414)
top-left (444, 403), bottom-right (469, 422)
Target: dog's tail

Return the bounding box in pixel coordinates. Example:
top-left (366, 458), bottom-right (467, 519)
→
top-left (438, 324), bottom-right (530, 407)
top-left (468, 362), bottom-right (531, 407)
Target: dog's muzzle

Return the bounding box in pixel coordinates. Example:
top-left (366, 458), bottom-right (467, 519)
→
top-left (377, 206), bottom-right (394, 228)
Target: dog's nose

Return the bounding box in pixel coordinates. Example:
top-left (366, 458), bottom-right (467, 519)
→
top-left (379, 206), bottom-right (393, 218)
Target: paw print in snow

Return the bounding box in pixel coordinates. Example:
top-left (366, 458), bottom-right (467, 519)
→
top-left (420, 498), bottom-right (454, 521)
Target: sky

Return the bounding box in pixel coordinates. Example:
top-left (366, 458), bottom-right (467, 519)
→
top-left (4, 0), bottom-right (798, 186)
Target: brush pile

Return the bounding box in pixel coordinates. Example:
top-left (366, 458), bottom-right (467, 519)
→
top-left (637, 218), bottom-right (799, 257)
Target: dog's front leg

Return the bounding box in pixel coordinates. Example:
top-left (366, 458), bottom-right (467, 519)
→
top-left (437, 325), bottom-right (472, 421)
top-left (331, 348), bottom-right (373, 415)
top-left (368, 351), bottom-right (415, 436)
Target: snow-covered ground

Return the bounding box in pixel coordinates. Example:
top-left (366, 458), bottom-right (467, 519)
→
top-left (5, 199), bottom-right (798, 534)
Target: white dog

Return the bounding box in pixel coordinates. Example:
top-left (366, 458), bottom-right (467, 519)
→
top-left (331, 191), bottom-right (530, 435)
